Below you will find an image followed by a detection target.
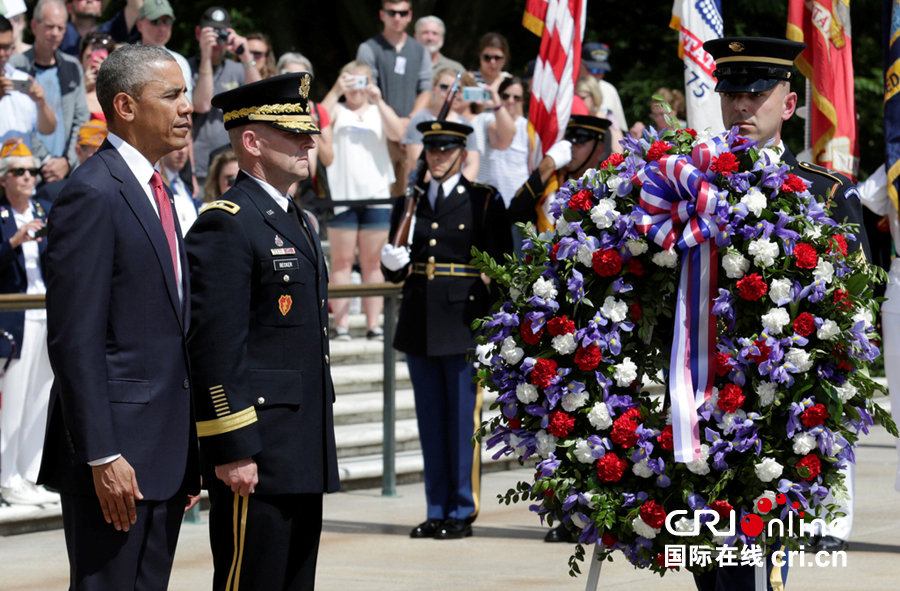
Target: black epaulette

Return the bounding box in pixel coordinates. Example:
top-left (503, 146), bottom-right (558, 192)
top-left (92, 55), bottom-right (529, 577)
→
top-left (199, 200), bottom-right (241, 215)
top-left (797, 161), bottom-right (848, 187)
top-left (470, 182), bottom-right (498, 198)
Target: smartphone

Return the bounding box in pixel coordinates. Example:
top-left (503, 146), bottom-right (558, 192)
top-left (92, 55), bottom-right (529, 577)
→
top-left (28, 226), bottom-right (48, 239)
top-left (11, 78), bottom-right (31, 93)
top-left (90, 48), bottom-right (108, 65)
top-left (462, 86), bottom-right (491, 102)
top-left (350, 75), bottom-right (368, 89)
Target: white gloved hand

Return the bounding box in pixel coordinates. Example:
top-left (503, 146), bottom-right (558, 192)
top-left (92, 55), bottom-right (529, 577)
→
top-left (545, 139), bottom-right (572, 170)
top-left (474, 343), bottom-right (495, 367)
top-left (380, 244), bottom-right (410, 271)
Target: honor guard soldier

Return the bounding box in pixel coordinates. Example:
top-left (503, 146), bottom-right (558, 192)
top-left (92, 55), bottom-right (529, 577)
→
top-left (691, 36), bottom-right (871, 591)
top-left (185, 72), bottom-right (339, 591)
top-left (380, 120), bottom-right (513, 540)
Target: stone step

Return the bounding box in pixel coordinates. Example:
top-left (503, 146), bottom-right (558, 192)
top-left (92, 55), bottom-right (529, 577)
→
top-left (333, 388), bottom-right (417, 425)
top-left (331, 362), bottom-right (412, 395)
top-left (329, 313), bottom-right (386, 338)
top-left (328, 338), bottom-right (398, 366)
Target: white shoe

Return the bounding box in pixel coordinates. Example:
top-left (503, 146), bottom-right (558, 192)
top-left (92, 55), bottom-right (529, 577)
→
top-left (1, 481), bottom-right (47, 506)
top-left (25, 481), bottom-right (60, 505)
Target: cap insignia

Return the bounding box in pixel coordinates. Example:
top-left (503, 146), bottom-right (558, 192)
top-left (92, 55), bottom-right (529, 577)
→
top-left (299, 75), bottom-right (310, 99)
top-left (729, 42), bottom-right (745, 52)
top-left (431, 122), bottom-right (441, 130)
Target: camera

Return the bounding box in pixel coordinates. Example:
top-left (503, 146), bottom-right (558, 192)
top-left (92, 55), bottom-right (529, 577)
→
top-left (462, 87), bottom-right (491, 102)
top-left (350, 75), bottom-right (368, 90)
top-left (215, 28), bottom-right (229, 44)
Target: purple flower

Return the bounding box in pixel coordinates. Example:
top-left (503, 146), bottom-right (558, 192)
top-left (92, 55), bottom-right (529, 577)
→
top-left (712, 288), bottom-right (736, 323)
top-left (567, 268), bottom-right (585, 303)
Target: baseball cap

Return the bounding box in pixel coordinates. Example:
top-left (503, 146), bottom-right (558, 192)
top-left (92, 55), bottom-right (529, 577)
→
top-left (138, 0), bottom-right (175, 22)
top-left (582, 42), bottom-right (611, 73)
top-left (199, 7), bottom-right (232, 29)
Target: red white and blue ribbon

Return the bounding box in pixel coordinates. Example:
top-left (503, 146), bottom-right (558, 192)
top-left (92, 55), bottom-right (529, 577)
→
top-left (635, 140), bottom-right (725, 463)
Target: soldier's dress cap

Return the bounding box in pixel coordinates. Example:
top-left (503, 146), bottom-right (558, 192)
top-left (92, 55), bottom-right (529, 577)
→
top-left (211, 72), bottom-right (320, 134)
top-left (418, 120), bottom-right (473, 151)
top-left (704, 37), bottom-right (806, 94)
top-left (565, 114), bottom-right (611, 144)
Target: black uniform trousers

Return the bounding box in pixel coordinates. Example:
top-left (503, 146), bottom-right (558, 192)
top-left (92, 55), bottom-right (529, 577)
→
top-left (208, 477), bottom-right (323, 591)
top-left (693, 539), bottom-right (789, 591)
top-left (60, 491), bottom-right (185, 591)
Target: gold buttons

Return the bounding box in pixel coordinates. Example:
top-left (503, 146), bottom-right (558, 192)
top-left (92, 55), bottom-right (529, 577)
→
top-left (458, 224), bottom-right (465, 230)
top-left (469, 295), bottom-right (475, 301)
top-left (257, 397), bottom-right (265, 405)
top-left (431, 222), bottom-right (439, 229)
top-left (429, 239), bottom-right (436, 246)
top-left (325, 354), bottom-right (330, 364)
top-left (457, 185), bottom-right (465, 194)
top-left (320, 299), bottom-right (325, 308)
top-left (323, 327), bottom-right (328, 336)
top-left (283, 274), bottom-right (290, 282)
top-left (428, 256), bottom-right (435, 263)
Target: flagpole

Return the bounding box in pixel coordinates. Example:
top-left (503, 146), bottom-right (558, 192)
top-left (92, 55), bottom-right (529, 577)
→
top-left (804, 78), bottom-right (812, 155)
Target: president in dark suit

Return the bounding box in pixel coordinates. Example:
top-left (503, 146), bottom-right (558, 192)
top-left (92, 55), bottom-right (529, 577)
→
top-left (185, 72), bottom-right (339, 591)
top-left (39, 44), bottom-right (199, 590)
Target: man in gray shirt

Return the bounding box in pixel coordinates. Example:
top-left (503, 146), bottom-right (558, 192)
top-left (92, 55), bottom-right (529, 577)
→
top-left (356, 0), bottom-right (432, 195)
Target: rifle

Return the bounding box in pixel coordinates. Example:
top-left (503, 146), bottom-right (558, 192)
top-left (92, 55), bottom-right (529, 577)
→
top-left (391, 71), bottom-right (464, 248)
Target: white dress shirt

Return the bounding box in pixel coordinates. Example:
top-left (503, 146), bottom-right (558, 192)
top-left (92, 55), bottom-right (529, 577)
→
top-left (11, 204), bottom-right (47, 321)
top-left (427, 173), bottom-right (462, 210)
top-left (246, 172), bottom-right (290, 212)
top-left (164, 165), bottom-right (198, 236)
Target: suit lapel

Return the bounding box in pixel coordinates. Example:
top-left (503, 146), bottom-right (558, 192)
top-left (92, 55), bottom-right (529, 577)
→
top-left (237, 173), bottom-right (318, 266)
top-left (433, 179), bottom-right (469, 220)
top-left (101, 145), bottom-right (183, 328)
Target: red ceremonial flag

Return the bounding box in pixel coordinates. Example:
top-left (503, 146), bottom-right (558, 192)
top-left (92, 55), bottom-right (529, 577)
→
top-left (787, 0), bottom-right (859, 181)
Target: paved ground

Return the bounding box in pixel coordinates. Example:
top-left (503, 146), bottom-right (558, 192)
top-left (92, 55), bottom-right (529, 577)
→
top-left (3, 424), bottom-right (900, 591)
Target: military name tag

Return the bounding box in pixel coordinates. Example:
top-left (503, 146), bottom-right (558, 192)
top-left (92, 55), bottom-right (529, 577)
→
top-left (273, 258), bottom-right (299, 271)
top-left (270, 248), bottom-right (297, 256)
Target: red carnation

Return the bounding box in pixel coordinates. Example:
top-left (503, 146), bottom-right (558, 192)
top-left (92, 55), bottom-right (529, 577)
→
top-left (833, 288), bottom-right (852, 311)
top-left (592, 249), bottom-right (623, 276)
top-left (656, 554), bottom-right (678, 569)
top-left (602, 153), bottom-right (625, 169)
top-left (507, 417), bottom-right (521, 430)
top-left (530, 358), bottom-right (558, 390)
top-left (646, 141), bottom-right (673, 162)
top-left (801, 403), bottom-right (829, 428)
top-left (629, 299), bottom-right (643, 321)
top-left (626, 258), bottom-right (645, 276)
top-left (596, 453), bottom-right (628, 482)
top-left (717, 383), bottom-right (745, 413)
top-left (548, 410), bottom-right (576, 437)
top-left (574, 344), bottom-right (602, 371)
top-left (710, 152), bottom-right (739, 176)
top-left (708, 500), bottom-right (734, 520)
top-left (782, 174), bottom-right (807, 194)
top-left (551, 242), bottom-right (561, 262)
top-left (714, 352), bottom-right (733, 377)
top-left (520, 321), bottom-right (544, 346)
top-left (736, 273), bottom-right (768, 301)
top-left (793, 243), bottom-right (818, 269)
top-left (796, 454), bottom-right (822, 482)
top-left (611, 408), bottom-right (641, 448)
top-left (748, 338), bottom-right (771, 365)
top-left (601, 533), bottom-right (619, 547)
top-left (733, 137), bottom-right (748, 147)
top-left (547, 315), bottom-right (576, 336)
top-left (639, 500), bottom-right (667, 529)
top-left (569, 189), bottom-right (594, 211)
top-left (793, 313), bottom-right (816, 337)
top-left (827, 234), bottom-right (848, 257)
top-left (683, 128), bottom-right (698, 138)
top-left (657, 425), bottom-right (673, 450)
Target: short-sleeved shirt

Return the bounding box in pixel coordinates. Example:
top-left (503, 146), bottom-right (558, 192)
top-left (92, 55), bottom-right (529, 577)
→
top-left (356, 34), bottom-right (431, 118)
top-left (402, 109), bottom-right (477, 152)
top-left (34, 64), bottom-right (66, 157)
top-left (433, 54), bottom-right (466, 75)
top-left (0, 64), bottom-right (38, 149)
top-left (189, 57), bottom-right (246, 179)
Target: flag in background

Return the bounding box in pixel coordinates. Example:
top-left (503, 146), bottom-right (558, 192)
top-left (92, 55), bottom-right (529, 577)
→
top-left (886, 0), bottom-right (900, 213)
top-left (787, 0), bottom-right (860, 181)
top-left (523, 0), bottom-right (587, 231)
top-left (670, 0), bottom-right (725, 135)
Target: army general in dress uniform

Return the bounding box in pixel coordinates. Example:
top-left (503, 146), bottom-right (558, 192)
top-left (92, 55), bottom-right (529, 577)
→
top-left (185, 72), bottom-right (339, 591)
top-left (380, 121), bottom-right (513, 540)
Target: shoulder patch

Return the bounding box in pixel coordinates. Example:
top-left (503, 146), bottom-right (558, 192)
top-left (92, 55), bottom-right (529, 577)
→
top-left (200, 200), bottom-right (241, 215)
top-left (797, 161), bottom-right (846, 187)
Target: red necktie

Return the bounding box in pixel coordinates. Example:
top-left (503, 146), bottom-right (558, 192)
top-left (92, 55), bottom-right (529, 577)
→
top-left (149, 171), bottom-right (179, 278)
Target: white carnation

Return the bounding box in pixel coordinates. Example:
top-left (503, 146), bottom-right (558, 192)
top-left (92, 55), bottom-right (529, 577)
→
top-left (632, 458), bottom-right (655, 478)
top-left (632, 515), bottom-right (660, 539)
top-left (686, 444), bottom-right (711, 475)
top-left (753, 490), bottom-right (777, 514)
top-left (759, 147), bottom-right (783, 166)
top-left (535, 429), bottom-right (558, 458)
top-left (552, 333), bottom-right (577, 356)
top-left (785, 348), bottom-right (813, 372)
top-left (741, 188), bottom-right (768, 217)
top-left (590, 198), bottom-right (619, 229)
top-left (835, 382), bottom-right (858, 403)
top-left (761, 307), bottom-right (791, 334)
top-left (748, 238), bottom-right (780, 268)
top-left (722, 252), bottom-right (750, 279)
top-left (722, 409), bottom-right (747, 432)
top-left (852, 308), bottom-right (874, 330)
top-left (532, 277), bottom-right (558, 300)
top-left (509, 433), bottom-right (526, 458)
top-left (600, 296), bottom-right (628, 323)
top-left (576, 243), bottom-right (596, 267)
top-left (693, 127), bottom-right (716, 144)
top-left (769, 278), bottom-right (793, 305)
top-left (803, 224), bottom-right (822, 239)
top-left (556, 216), bottom-right (574, 237)
top-left (613, 357), bottom-right (638, 387)
top-left (626, 240), bottom-right (648, 256)
top-left (516, 382), bottom-right (539, 404)
top-left (813, 259), bottom-right (834, 284)
top-left (754, 457), bottom-right (784, 483)
top-left (757, 382), bottom-right (777, 406)
top-left (792, 432), bottom-right (817, 455)
top-left (509, 285), bottom-right (522, 300)
top-left (588, 402), bottom-right (613, 430)
top-left (571, 513), bottom-right (588, 530)
top-left (607, 176), bottom-right (626, 197)
top-left (561, 389), bottom-right (589, 412)
top-left (817, 319), bottom-right (840, 340)
top-left (500, 336), bottom-right (524, 365)
top-left (674, 517), bottom-right (697, 533)
top-left (652, 248), bottom-right (678, 268)
top-left (573, 438), bottom-right (596, 464)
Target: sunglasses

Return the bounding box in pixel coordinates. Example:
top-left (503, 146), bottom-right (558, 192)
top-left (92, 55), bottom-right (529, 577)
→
top-left (7, 168), bottom-right (40, 177)
top-left (250, 50), bottom-right (267, 59)
top-left (149, 17), bottom-right (174, 26)
top-left (587, 67), bottom-right (605, 75)
top-left (384, 9), bottom-right (410, 17)
top-left (84, 33), bottom-right (113, 47)
top-left (500, 92), bottom-right (523, 102)
top-left (482, 54), bottom-right (504, 62)
top-left (437, 83), bottom-right (451, 91)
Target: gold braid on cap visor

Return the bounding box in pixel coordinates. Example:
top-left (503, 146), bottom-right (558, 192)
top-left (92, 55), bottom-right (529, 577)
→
top-left (223, 103), bottom-right (319, 131)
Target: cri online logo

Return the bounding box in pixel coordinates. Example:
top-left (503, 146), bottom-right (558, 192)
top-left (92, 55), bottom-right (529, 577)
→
top-left (740, 493), bottom-right (801, 537)
top-left (665, 493), bottom-right (822, 538)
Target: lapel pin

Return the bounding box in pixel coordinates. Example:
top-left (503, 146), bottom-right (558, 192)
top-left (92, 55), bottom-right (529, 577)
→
top-left (457, 185), bottom-right (465, 194)
top-left (0, 208), bottom-right (7, 219)
top-left (274, 235), bottom-right (284, 247)
top-left (266, 209), bottom-right (275, 216)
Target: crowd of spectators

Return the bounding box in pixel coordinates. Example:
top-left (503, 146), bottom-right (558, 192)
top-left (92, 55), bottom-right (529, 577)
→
top-left (0, 0), bottom-right (639, 505)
